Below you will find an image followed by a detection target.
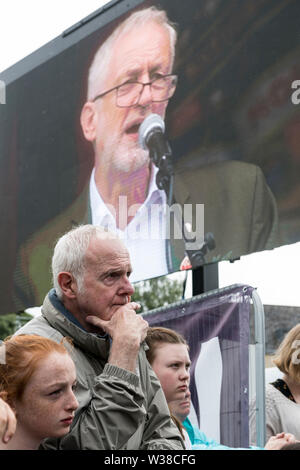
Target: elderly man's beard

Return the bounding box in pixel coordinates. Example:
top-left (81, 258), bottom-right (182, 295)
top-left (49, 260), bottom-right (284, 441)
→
top-left (101, 132), bottom-right (150, 174)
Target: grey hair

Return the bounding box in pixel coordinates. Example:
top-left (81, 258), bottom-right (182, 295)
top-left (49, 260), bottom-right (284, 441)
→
top-left (52, 224), bottom-right (118, 299)
top-left (87, 6), bottom-right (177, 100)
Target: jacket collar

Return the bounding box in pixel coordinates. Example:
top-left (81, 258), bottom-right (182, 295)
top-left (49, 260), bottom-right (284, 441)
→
top-left (41, 290), bottom-right (110, 359)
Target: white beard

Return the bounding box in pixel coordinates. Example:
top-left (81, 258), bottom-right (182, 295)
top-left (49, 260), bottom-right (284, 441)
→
top-left (100, 132), bottom-right (150, 174)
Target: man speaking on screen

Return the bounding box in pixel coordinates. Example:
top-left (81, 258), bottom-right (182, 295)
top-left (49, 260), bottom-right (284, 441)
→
top-left (79, 5), bottom-right (280, 280)
top-left (15, 5), bottom-right (280, 306)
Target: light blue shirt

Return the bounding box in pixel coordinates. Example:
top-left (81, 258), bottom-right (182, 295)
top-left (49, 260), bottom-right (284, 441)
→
top-left (183, 417), bottom-right (262, 450)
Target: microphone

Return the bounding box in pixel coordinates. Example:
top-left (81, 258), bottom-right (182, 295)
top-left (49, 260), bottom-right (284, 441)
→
top-left (188, 232), bottom-right (216, 263)
top-left (138, 113), bottom-right (171, 166)
top-left (138, 115), bottom-right (216, 268)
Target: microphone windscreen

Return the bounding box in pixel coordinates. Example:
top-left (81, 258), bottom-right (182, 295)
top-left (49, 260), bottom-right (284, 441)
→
top-left (138, 113), bottom-right (165, 150)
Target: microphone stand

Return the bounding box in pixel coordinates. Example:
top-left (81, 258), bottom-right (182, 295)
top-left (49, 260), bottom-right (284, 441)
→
top-left (150, 142), bottom-right (174, 273)
top-left (150, 138), bottom-right (216, 271)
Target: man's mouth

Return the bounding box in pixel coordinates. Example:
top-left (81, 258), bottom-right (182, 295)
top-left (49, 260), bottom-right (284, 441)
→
top-left (126, 123), bottom-right (140, 135)
top-left (124, 117), bottom-right (145, 138)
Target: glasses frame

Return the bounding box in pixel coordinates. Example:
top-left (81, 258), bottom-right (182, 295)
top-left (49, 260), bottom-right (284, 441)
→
top-left (92, 74), bottom-right (178, 108)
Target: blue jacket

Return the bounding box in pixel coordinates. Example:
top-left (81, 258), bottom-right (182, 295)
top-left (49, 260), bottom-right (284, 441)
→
top-left (183, 417), bottom-right (261, 450)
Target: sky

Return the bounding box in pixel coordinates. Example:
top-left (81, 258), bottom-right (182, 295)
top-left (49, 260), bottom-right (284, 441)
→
top-left (1, 0), bottom-right (300, 309)
top-left (0, 0), bottom-right (109, 73)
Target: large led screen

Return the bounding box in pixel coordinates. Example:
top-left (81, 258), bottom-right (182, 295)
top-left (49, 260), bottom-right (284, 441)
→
top-left (0, 0), bottom-right (300, 314)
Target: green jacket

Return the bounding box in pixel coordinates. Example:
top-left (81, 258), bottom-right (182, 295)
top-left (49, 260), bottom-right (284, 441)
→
top-left (15, 290), bottom-right (184, 450)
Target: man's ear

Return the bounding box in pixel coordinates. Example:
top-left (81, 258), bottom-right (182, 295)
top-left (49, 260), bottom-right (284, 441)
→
top-left (57, 272), bottom-right (78, 299)
top-left (80, 102), bottom-right (97, 142)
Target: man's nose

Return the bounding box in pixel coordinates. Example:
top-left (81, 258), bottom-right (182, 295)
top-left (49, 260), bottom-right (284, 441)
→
top-left (120, 275), bottom-right (135, 296)
top-left (138, 83), bottom-right (153, 108)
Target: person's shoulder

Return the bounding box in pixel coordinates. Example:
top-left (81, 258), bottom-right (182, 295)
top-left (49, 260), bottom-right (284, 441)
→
top-left (265, 383), bottom-right (287, 407)
top-left (173, 161), bottom-right (264, 207)
top-left (14, 312), bottom-right (62, 343)
top-left (176, 160), bottom-right (259, 178)
top-left (265, 382), bottom-right (278, 397)
top-left (174, 160), bottom-right (262, 191)
top-left (14, 314), bottom-right (45, 335)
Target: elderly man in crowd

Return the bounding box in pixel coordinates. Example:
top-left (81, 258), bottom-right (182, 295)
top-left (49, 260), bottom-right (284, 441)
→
top-left (15, 224), bottom-right (184, 450)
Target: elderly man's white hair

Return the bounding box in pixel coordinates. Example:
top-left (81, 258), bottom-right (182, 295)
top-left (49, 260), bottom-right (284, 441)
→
top-left (52, 224), bottom-right (119, 299)
top-left (87, 6), bottom-right (177, 100)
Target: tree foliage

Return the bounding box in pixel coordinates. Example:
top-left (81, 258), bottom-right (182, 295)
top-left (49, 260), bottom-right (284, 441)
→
top-left (132, 276), bottom-right (183, 314)
top-left (0, 312), bottom-right (33, 340)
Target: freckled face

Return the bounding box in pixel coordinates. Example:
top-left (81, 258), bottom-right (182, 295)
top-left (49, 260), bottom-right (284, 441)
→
top-left (151, 343), bottom-right (191, 403)
top-left (14, 352), bottom-right (78, 441)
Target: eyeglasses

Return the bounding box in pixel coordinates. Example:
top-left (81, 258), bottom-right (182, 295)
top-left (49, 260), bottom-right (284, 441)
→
top-left (92, 74), bottom-right (178, 108)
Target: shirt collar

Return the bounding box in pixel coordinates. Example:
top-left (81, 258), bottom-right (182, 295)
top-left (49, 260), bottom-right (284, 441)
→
top-left (89, 164), bottom-right (166, 229)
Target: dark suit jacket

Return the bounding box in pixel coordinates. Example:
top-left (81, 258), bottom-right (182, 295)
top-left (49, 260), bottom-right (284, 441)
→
top-left (171, 160), bottom-right (280, 269)
top-left (13, 160), bottom-right (280, 311)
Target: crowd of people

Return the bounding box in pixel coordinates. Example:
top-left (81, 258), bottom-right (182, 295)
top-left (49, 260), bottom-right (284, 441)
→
top-left (145, 326), bottom-right (299, 451)
top-left (0, 4), bottom-right (297, 453)
top-left (1, 224), bottom-right (300, 450)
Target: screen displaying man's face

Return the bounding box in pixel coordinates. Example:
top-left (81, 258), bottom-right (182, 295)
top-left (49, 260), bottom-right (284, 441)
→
top-left (1, 0), bottom-right (300, 315)
top-left (86, 21), bottom-right (172, 175)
